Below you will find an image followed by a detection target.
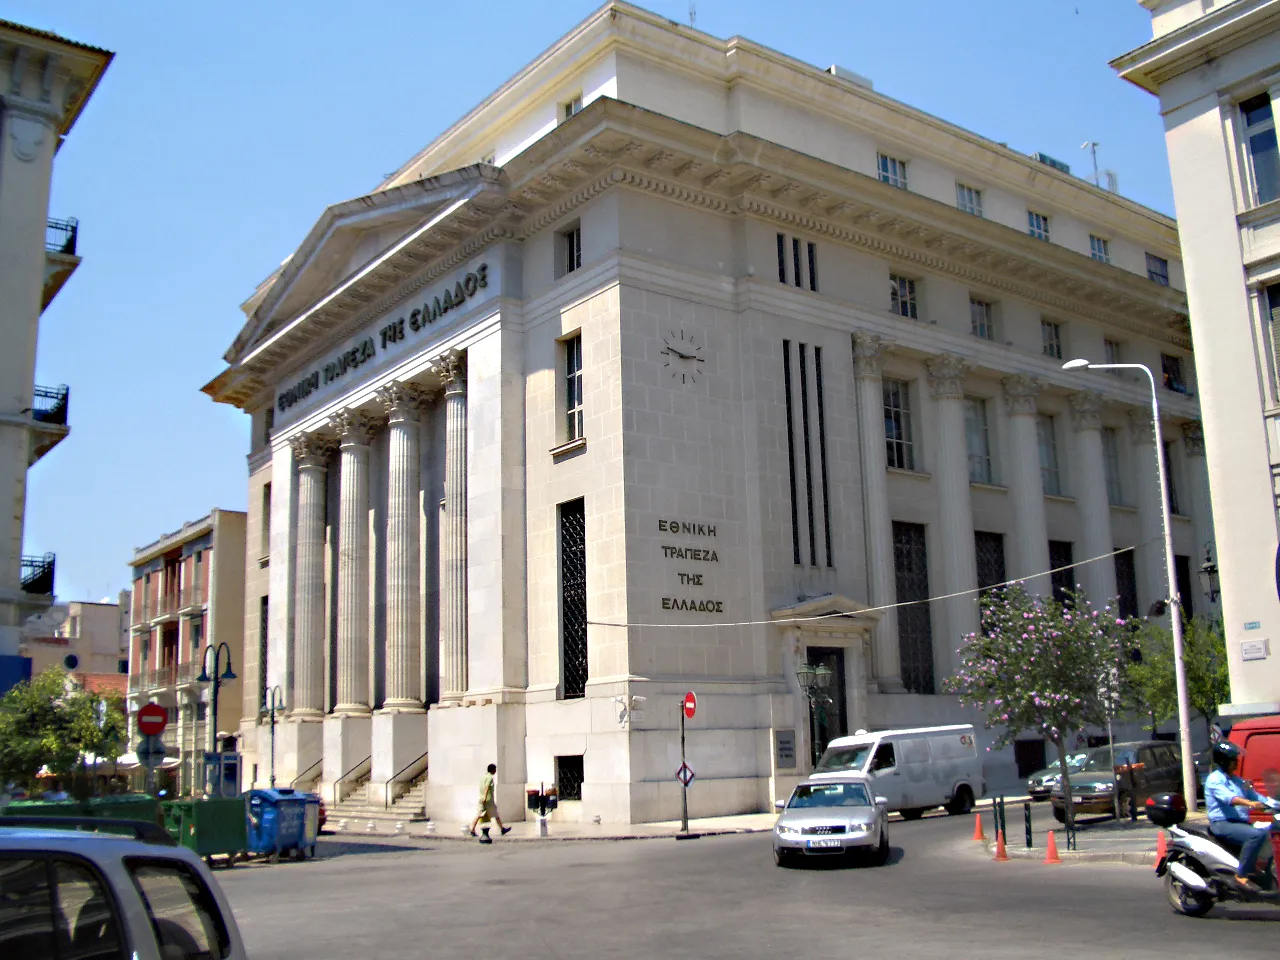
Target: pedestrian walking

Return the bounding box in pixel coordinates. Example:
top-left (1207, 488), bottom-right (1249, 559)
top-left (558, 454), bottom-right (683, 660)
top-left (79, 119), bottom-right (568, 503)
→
top-left (469, 763), bottom-right (511, 843)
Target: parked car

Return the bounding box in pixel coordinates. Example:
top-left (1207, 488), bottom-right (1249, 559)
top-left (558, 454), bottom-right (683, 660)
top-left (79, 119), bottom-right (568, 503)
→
top-left (773, 778), bottom-right (890, 867)
top-left (318, 796), bottom-right (327, 831)
top-left (1227, 715), bottom-right (1280, 796)
top-left (1026, 752), bottom-right (1089, 801)
top-left (0, 824), bottom-right (249, 958)
top-left (811, 724), bottom-right (984, 819)
top-left (1050, 740), bottom-right (1182, 822)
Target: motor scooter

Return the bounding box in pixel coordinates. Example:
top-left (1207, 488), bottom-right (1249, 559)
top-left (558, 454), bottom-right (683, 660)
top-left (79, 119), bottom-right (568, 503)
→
top-left (1156, 797), bottom-right (1280, 917)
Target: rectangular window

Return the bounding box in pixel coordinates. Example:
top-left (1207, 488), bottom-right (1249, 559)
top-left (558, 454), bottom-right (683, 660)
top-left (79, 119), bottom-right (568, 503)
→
top-left (564, 335), bottom-right (584, 442)
top-left (892, 521), bottom-right (934, 695)
top-left (1089, 235), bottom-right (1111, 263)
top-left (974, 531), bottom-right (1007, 592)
top-left (1102, 427), bottom-right (1123, 506)
top-left (1164, 441), bottom-right (1181, 515)
top-left (776, 233), bottom-right (787, 283)
top-left (562, 94), bottom-right (583, 121)
top-left (1040, 320), bottom-right (1063, 360)
top-left (126, 858), bottom-right (231, 958)
top-left (1037, 414), bottom-right (1061, 496)
top-left (890, 275), bottom-right (917, 319)
top-left (118, 658), bottom-right (128, 673)
top-left (1049, 540), bottom-right (1074, 605)
top-left (813, 346), bottom-right (833, 567)
top-left (1161, 353), bottom-right (1186, 394)
top-left (792, 237), bottom-right (802, 289)
top-left (1104, 338), bottom-right (1122, 366)
top-left (556, 755), bottom-right (584, 801)
top-left (807, 242), bottom-right (819, 293)
top-left (969, 298), bottom-right (995, 340)
top-left (1175, 554), bottom-right (1195, 618)
top-left (882, 379), bottom-right (915, 471)
top-left (776, 234), bottom-right (818, 291)
top-left (559, 498), bottom-right (587, 699)
top-left (258, 596), bottom-right (268, 713)
top-left (782, 341), bottom-right (802, 565)
top-left (1115, 549), bottom-right (1138, 619)
top-left (964, 398), bottom-right (993, 484)
top-left (557, 223), bottom-right (582, 278)
top-left (261, 483), bottom-right (271, 556)
top-left (878, 153), bottom-right (908, 189)
top-left (956, 182), bottom-right (983, 216)
top-left (798, 344), bottom-right (817, 566)
top-left (1028, 210), bottom-right (1051, 241)
top-left (1242, 93), bottom-right (1280, 205)
top-left (1146, 253), bottom-right (1169, 286)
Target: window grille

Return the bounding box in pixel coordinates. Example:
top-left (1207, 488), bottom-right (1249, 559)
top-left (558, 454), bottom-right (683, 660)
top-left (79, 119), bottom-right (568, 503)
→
top-left (974, 531), bottom-right (1006, 592)
top-left (1049, 540), bottom-right (1074, 604)
top-left (892, 522), bottom-right (934, 695)
top-left (560, 499), bottom-right (588, 699)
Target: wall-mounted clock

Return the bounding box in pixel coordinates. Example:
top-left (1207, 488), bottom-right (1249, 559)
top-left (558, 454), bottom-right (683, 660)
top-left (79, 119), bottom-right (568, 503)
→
top-left (661, 329), bottom-right (705, 386)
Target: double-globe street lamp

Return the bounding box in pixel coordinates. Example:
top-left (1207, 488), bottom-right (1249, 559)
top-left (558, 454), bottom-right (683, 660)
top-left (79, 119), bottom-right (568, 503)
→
top-left (196, 642), bottom-right (237, 794)
top-left (264, 686), bottom-right (285, 788)
top-left (795, 660), bottom-right (834, 767)
top-left (1062, 357), bottom-right (1196, 805)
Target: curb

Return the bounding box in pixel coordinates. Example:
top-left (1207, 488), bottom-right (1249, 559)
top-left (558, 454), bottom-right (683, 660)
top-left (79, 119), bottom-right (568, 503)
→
top-left (978, 838), bottom-right (1156, 866)
top-left (327, 826), bottom-right (773, 844)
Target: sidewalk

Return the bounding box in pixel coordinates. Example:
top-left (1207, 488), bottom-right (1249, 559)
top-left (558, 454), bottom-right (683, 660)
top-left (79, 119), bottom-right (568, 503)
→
top-left (327, 811), bottom-right (780, 843)
top-left (977, 809), bottom-right (1187, 865)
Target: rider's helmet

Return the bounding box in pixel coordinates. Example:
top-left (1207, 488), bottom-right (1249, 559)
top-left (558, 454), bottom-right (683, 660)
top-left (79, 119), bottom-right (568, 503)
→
top-left (1212, 740), bottom-right (1245, 771)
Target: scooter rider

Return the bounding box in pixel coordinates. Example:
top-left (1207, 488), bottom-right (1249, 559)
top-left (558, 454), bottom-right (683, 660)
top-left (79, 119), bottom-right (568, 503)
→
top-left (1205, 740), bottom-right (1272, 893)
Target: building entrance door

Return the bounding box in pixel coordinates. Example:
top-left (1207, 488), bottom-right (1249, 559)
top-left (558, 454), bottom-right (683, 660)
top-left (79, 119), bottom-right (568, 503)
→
top-left (806, 647), bottom-right (848, 761)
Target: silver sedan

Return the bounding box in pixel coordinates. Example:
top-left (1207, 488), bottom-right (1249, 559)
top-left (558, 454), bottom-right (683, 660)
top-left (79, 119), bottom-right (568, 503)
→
top-left (773, 778), bottom-right (890, 867)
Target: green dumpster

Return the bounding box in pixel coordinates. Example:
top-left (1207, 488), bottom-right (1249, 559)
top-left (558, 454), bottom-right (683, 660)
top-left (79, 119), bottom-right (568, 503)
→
top-left (1, 794), bottom-right (159, 824)
top-left (161, 797), bottom-right (247, 864)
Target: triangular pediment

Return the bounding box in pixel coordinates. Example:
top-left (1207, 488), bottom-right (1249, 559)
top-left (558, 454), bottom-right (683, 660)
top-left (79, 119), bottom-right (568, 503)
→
top-left (226, 166), bottom-right (503, 364)
top-left (770, 594), bottom-right (882, 628)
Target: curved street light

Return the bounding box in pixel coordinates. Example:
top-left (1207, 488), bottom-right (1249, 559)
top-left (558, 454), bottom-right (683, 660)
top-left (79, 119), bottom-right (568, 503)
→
top-left (196, 642), bottom-right (237, 795)
top-left (1062, 358), bottom-right (1195, 806)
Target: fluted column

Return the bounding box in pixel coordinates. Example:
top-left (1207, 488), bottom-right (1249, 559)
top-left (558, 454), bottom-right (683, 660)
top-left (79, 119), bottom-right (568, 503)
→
top-left (1002, 375), bottom-right (1052, 596)
top-left (1069, 391), bottom-right (1118, 606)
top-left (333, 410), bottom-right (378, 715)
top-left (927, 355), bottom-right (979, 670)
top-left (440, 351), bottom-right (469, 699)
top-left (853, 333), bottom-right (904, 693)
top-left (1131, 409), bottom-right (1168, 614)
top-left (1182, 420), bottom-right (1218, 610)
top-left (378, 383), bottom-right (429, 711)
top-left (290, 433), bottom-right (335, 717)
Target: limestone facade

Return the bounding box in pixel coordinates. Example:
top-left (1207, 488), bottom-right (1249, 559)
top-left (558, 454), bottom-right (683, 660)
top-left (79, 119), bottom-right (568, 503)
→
top-left (207, 3), bottom-right (1210, 822)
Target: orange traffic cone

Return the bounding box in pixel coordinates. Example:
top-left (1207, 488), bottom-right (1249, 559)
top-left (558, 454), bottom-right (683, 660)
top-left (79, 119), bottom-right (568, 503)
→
top-left (994, 829), bottom-right (1009, 861)
top-left (973, 813), bottom-right (986, 841)
top-left (1156, 830), bottom-right (1167, 860)
top-left (1043, 830), bottom-right (1062, 864)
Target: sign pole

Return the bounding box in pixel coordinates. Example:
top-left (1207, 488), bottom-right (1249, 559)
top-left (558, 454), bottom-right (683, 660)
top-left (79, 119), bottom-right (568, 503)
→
top-left (680, 704), bottom-right (689, 835)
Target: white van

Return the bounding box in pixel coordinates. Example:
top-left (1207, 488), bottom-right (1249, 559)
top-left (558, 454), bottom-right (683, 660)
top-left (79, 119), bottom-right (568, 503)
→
top-left (810, 725), bottom-right (985, 819)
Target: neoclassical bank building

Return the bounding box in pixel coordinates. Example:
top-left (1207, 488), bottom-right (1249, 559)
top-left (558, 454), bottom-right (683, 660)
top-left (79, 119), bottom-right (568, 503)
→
top-left (205, 3), bottom-right (1211, 824)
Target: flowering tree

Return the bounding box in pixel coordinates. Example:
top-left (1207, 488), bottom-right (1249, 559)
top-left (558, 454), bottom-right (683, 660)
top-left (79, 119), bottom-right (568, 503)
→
top-left (945, 585), bottom-right (1132, 831)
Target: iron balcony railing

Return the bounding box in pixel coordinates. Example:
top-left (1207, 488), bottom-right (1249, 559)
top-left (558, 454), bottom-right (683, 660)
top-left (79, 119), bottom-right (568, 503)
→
top-left (46, 217), bottom-right (78, 256)
top-left (31, 385), bottom-right (69, 426)
top-left (153, 593), bottom-right (180, 618)
top-left (20, 554), bottom-right (54, 595)
top-left (179, 585), bottom-right (204, 610)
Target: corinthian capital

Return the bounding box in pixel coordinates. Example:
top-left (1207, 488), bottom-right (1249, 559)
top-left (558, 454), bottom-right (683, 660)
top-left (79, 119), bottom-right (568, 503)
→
top-left (1068, 391), bottom-right (1104, 433)
top-left (289, 432), bottom-right (337, 469)
top-left (853, 332), bottom-right (890, 379)
top-left (377, 382), bottom-right (432, 423)
top-left (1182, 420), bottom-right (1206, 457)
top-left (1128, 408), bottom-right (1157, 446)
top-left (926, 355), bottom-right (969, 401)
top-left (331, 409), bottom-right (380, 446)
top-left (438, 349), bottom-right (467, 396)
top-left (1001, 374), bottom-right (1042, 417)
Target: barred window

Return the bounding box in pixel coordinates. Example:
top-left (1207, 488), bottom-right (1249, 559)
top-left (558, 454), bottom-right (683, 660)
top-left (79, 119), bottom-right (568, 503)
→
top-left (890, 275), bottom-right (917, 319)
top-left (974, 531), bottom-right (1006, 592)
top-left (1049, 540), bottom-right (1074, 605)
top-left (878, 153), bottom-right (908, 189)
top-left (892, 521), bottom-right (934, 695)
top-left (559, 499), bottom-right (587, 699)
top-left (964, 398), bottom-right (993, 484)
top-left (1028, 210), bottom-right (1051, 242)
top-left (970, 298), bottom-right (995, 340)
top-left (956, 183), bottom-right (983, 216)
top-left (882, 379), bottom-right (915, 471)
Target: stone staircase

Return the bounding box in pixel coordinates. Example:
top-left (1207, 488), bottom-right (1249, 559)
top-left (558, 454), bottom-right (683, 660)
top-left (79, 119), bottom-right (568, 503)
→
top-left (327, 772), bottom-right (429, 828)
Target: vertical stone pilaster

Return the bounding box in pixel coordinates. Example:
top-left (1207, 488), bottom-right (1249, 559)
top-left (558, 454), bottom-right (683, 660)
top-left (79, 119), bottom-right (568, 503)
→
top-left (1002, 375), bottom-right (1052, 596)
top-left (1131, 408), bottom-right (1168, 614)
top-left (378, 383), bottom-right (429, 711)
top-left (853, 333), bottom-right (904, 693)
top-left (1182, 421), bottom-right (1218, 608)
top-left (440, 351), bottom-right (469, 699)
top-left (333, 410), bottom-right (378, 715)
top-left (926, 355), bottom-right (979, 670)
top-left (1068, 392), bottom-right (1118, 606)
top-left (289, 433), bottom-right (335, 717)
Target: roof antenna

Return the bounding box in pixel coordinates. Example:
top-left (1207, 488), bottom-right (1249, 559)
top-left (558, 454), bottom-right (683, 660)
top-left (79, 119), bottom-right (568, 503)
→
top-left (689, 2), bottom-right (696, 27)
top-left (1081, 140), bottom-right (1101, 187)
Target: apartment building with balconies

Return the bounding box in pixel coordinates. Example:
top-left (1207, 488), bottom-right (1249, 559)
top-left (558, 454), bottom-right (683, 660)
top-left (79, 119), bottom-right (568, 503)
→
top-left (126, 509), bottom-right (246, 794)
top-left (0, 20), bottom-right (112, 690)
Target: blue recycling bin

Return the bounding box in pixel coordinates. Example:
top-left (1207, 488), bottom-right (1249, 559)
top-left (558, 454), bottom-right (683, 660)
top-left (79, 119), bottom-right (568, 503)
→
top-left (245, 788), bottom-right (311, 862)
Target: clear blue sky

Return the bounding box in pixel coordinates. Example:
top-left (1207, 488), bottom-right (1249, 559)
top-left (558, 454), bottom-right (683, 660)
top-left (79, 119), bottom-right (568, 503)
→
top-left (13, 0), bottom-right (1168, 603)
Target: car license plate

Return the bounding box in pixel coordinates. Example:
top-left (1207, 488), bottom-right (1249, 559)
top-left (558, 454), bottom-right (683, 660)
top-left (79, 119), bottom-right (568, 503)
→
top-left (807, 838), bottom-right (842, 849)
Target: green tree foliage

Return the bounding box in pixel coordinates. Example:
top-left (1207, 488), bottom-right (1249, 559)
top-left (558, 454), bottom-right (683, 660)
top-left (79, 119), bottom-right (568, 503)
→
top-left (0, 668), bottom-right (127, 792)
top-left (1126, 616), bottom-right (1230, 735)
top-left (945, 585), bottom-right (1132, 830)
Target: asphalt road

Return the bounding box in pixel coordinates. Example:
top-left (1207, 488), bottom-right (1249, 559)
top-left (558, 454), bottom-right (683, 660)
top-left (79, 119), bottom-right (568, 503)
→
top-left (218, 812), bottom-right (1278, 959)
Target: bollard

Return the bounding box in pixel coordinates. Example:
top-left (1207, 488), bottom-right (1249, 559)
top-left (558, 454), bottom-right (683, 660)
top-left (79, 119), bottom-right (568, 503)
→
top-left (537, 815), bottom-right (549, 837)
top-left (1024, 802), bottom-right (1033, 849)
top-left (997, 794), bottom-right (1007, 840)
top-left (1129, 792), bottom-right (1138, 822)
top-left (991, 805), bottom-right (1000, 843)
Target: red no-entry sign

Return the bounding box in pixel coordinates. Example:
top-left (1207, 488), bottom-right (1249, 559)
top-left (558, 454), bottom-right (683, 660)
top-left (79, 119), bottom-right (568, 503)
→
top-left (683, 691), bottom-right (697, 720)
top-left (137, 702), bottom-right (167, 737)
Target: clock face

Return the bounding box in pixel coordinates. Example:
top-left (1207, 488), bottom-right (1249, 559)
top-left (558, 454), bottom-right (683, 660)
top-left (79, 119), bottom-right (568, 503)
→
top-left (661, 329), bottom-right (705, 385)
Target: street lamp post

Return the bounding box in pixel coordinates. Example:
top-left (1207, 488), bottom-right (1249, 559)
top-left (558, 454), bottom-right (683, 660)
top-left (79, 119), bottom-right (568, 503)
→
top-left (795, 660), bottom-right (834, 767)
top-left (196, 642), bottom-right (237, 796)
top-left (264, 686), bottom-right (284, 788)
top-left (1062, 358), bottom-right (1196, 804)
